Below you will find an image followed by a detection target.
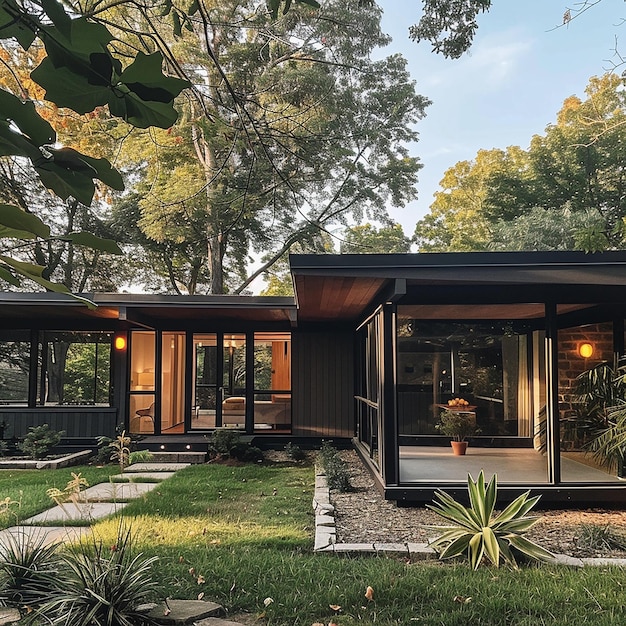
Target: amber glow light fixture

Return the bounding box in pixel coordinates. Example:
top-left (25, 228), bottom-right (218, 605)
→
top-left (114, 336), bottom-right (126, 351)
top-left (579, 342), bottom-right (594, 359)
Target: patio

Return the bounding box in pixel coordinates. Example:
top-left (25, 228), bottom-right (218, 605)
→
top-left (399, 446), bottom-right (623, 484)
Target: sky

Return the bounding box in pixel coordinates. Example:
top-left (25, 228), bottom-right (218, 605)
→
top-left (376, 0), bottom-right (624, 236)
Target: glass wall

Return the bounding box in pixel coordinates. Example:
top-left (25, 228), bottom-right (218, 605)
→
top-left (129, 331), bottom-right (155, 434)
top-left (558, 320), bottom-right (621, 483)
top-left (161, 332), bottom-right (185, 433)
top-left (0, 332), bottom-right (30, 406)
top-left (253, 332), bottom-right (291, 431)
top-left (192, 334), bottom-right (218, 429)
top-left (37, 331), bottom-right (112, 406)
top-left (396, 304), bottom-right (548, 484)
top-left (355, 313), bottom-right (381, 467)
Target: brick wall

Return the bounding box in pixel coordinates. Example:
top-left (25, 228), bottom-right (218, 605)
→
top-left (558, 322), bottom-right (614, 430)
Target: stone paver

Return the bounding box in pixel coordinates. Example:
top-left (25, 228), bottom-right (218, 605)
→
top-left (0, 525), bottom-right (92, 548)
top-left (125, 462), bottom-right (190, 472)
top-left (23, 501), bottom-right (128, 524)
top-left (146, 599), bottom-right (224, 625)
top-left (111, 471), bottom-right (176, 482)
top-left (195, 619), bottom-right (248, 626)
top-left (81, 481), bottom-right (158, 501)
top-left (0, 607), bottom-right (20, 625)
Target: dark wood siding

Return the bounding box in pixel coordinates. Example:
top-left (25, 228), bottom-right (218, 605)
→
top-left (0, 408), bottom-right (118, 439)
top-left (292, 330), bottom-right (354, 437)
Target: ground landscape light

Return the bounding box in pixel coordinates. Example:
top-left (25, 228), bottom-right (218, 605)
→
top-left (579, 343), bottom-right (594, 358)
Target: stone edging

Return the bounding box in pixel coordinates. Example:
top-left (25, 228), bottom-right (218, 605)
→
top-left (312, 467), bottom-right (626, 567)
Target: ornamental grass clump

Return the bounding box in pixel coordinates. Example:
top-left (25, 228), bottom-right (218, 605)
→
top-left (426, 470), bottom-right (554, 569)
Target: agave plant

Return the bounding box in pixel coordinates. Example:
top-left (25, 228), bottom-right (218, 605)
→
top-left (426, 471), bottom-right (554, 569)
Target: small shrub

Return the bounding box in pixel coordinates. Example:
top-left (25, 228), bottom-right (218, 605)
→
top-left (0, 441), bottom-right (9, 457)
top-left (426, 470), bottom-right (554, 569)
top-left (230, 443), bottom-right (264, 463)
top-left (19, 424), bottom-right (63, 460)
top-left (209, 429), bottom-right (242, 455)
top-left (317, 443), bottom-right (352, 492)
top-left (577, 523), bottom-right (626, 552)
top-left (93, 436), bottom-right (114, 465)
top-left (33, 525), bottom-right (159, 626)
top-left (285, 441), bottom-right (307, 462)
top-left (128, 450), bottom-right (154, 465)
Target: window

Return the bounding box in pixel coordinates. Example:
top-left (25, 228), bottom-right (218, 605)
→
top-left (253, 333), bottom-right (291, 430)
top-left (37, 331), bottom-right (112, 406)
top-left (0, 332), bottom-right (30, 406)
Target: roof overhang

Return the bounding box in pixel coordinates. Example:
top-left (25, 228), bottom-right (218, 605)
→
top-left (289, 251), bottom-right (626, 322)
top-left (0, 292), bottom-right (297, 329)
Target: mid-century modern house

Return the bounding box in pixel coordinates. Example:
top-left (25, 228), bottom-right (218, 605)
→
top-left (2, 250), bottom-right (626, 505)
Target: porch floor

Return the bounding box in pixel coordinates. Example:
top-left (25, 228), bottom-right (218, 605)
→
top-left (399, 446), bottom-right (623, 484)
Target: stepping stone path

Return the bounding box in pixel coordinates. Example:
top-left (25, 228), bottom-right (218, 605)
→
top-left (0, 462), bottom-right (250, 625)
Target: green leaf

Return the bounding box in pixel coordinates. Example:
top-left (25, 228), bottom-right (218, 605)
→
top-left (109, 93), bottom-right (179, 130)
top-left (0, 204), bottom-right (50, 238)
top-left (0, 0), bottom-right (37, 49)
top-left (481, 526), bottom-right (500, 567)
top-left (31, 60), bottom-right (111, 113)
top-left (119, 51), bottom-right (189, 102)
top-left (0, 255), bottom-right (45, 277)
top-left (468, 532), bottom-right (484, 570)
top-left (0, 264), bottom-right (20, 286)
top-left (507, 535), bottom-right (554, 563)
top-left (63, 232), bottom-right (123, 255)
top-left (78, 154), bottom-right (124, 191)
top-left (0, 89), bottom-right (55, 145)
top-left (41, 0), bottom-right (72, 37)
top-left (36, 159), bottom-right (96, 205)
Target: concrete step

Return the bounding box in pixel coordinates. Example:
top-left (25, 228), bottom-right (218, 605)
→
top-left (138, 451), bottom-right (206, 464)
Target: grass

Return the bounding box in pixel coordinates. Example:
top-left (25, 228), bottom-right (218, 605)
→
top-left (3, 461), bottom-right (626, 624)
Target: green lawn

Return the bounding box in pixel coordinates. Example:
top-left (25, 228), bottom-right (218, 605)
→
top-left (3, 461), bottom-right (626, 624)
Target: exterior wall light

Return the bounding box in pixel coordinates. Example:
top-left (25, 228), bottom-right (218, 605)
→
top-left (114, 335), bottom-right (127, 351)
top-left (579, 342), bottom-right (594, 358)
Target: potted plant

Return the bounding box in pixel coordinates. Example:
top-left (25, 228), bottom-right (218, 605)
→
top-left (436, 409), bottom-right (478, 455)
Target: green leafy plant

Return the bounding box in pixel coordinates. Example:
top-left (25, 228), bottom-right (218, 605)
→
top-left (577, 523), bottom-right (626, 552)
top-left (128, 450), bottom-right (154, 465)
top-left (318, 443), bottom-right (352, 492)
top-left (209, 428), bottom-right (242, 455)
top-left (33, 525), bottom-right (159, 626)
top-left (435, 410), bottom-right (479, 442)
top-left (19, 424), bottom-right (63, 460)
top-left (426, 471), bottom-right (554, 569)
top-left (285, 441), bottom-right (307, 462)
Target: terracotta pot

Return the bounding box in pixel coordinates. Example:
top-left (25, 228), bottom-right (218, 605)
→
top-left (450, 441), bottom-right (468, 456)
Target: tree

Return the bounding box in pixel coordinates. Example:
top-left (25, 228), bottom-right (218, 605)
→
top-left (409, 0), bottom-right (492, 58)
top-left (96, 0), bottom-right (428, 294)
top-left (414, 74), bottom-right (626, 252)
top-left (0, 0), bottom-right (189, 293)
top-left (408, 1), bottom-right (620, 62)
top-left (340, 222), bottom-right (412, 253)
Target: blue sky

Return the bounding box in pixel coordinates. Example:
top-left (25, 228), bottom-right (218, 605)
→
top-left (377, 0), bottom-right (624, 236)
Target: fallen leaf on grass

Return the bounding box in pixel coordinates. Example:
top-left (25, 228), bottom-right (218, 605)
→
top-left (198, 592), bottom-right (204, 600)
top-left (197, 575), bottom-right (205, 584)
top-left (453, 595), bottom-right (472, 604)
top-left (365, 586), bottom-right (374, 601)
top-left (264, 597), bottom-right (274, 607)
top-left (329, 605), bottom-right (341, 612)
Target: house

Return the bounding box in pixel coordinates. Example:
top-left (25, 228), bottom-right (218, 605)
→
top-left (2, 250), bottom-right (626, 505)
